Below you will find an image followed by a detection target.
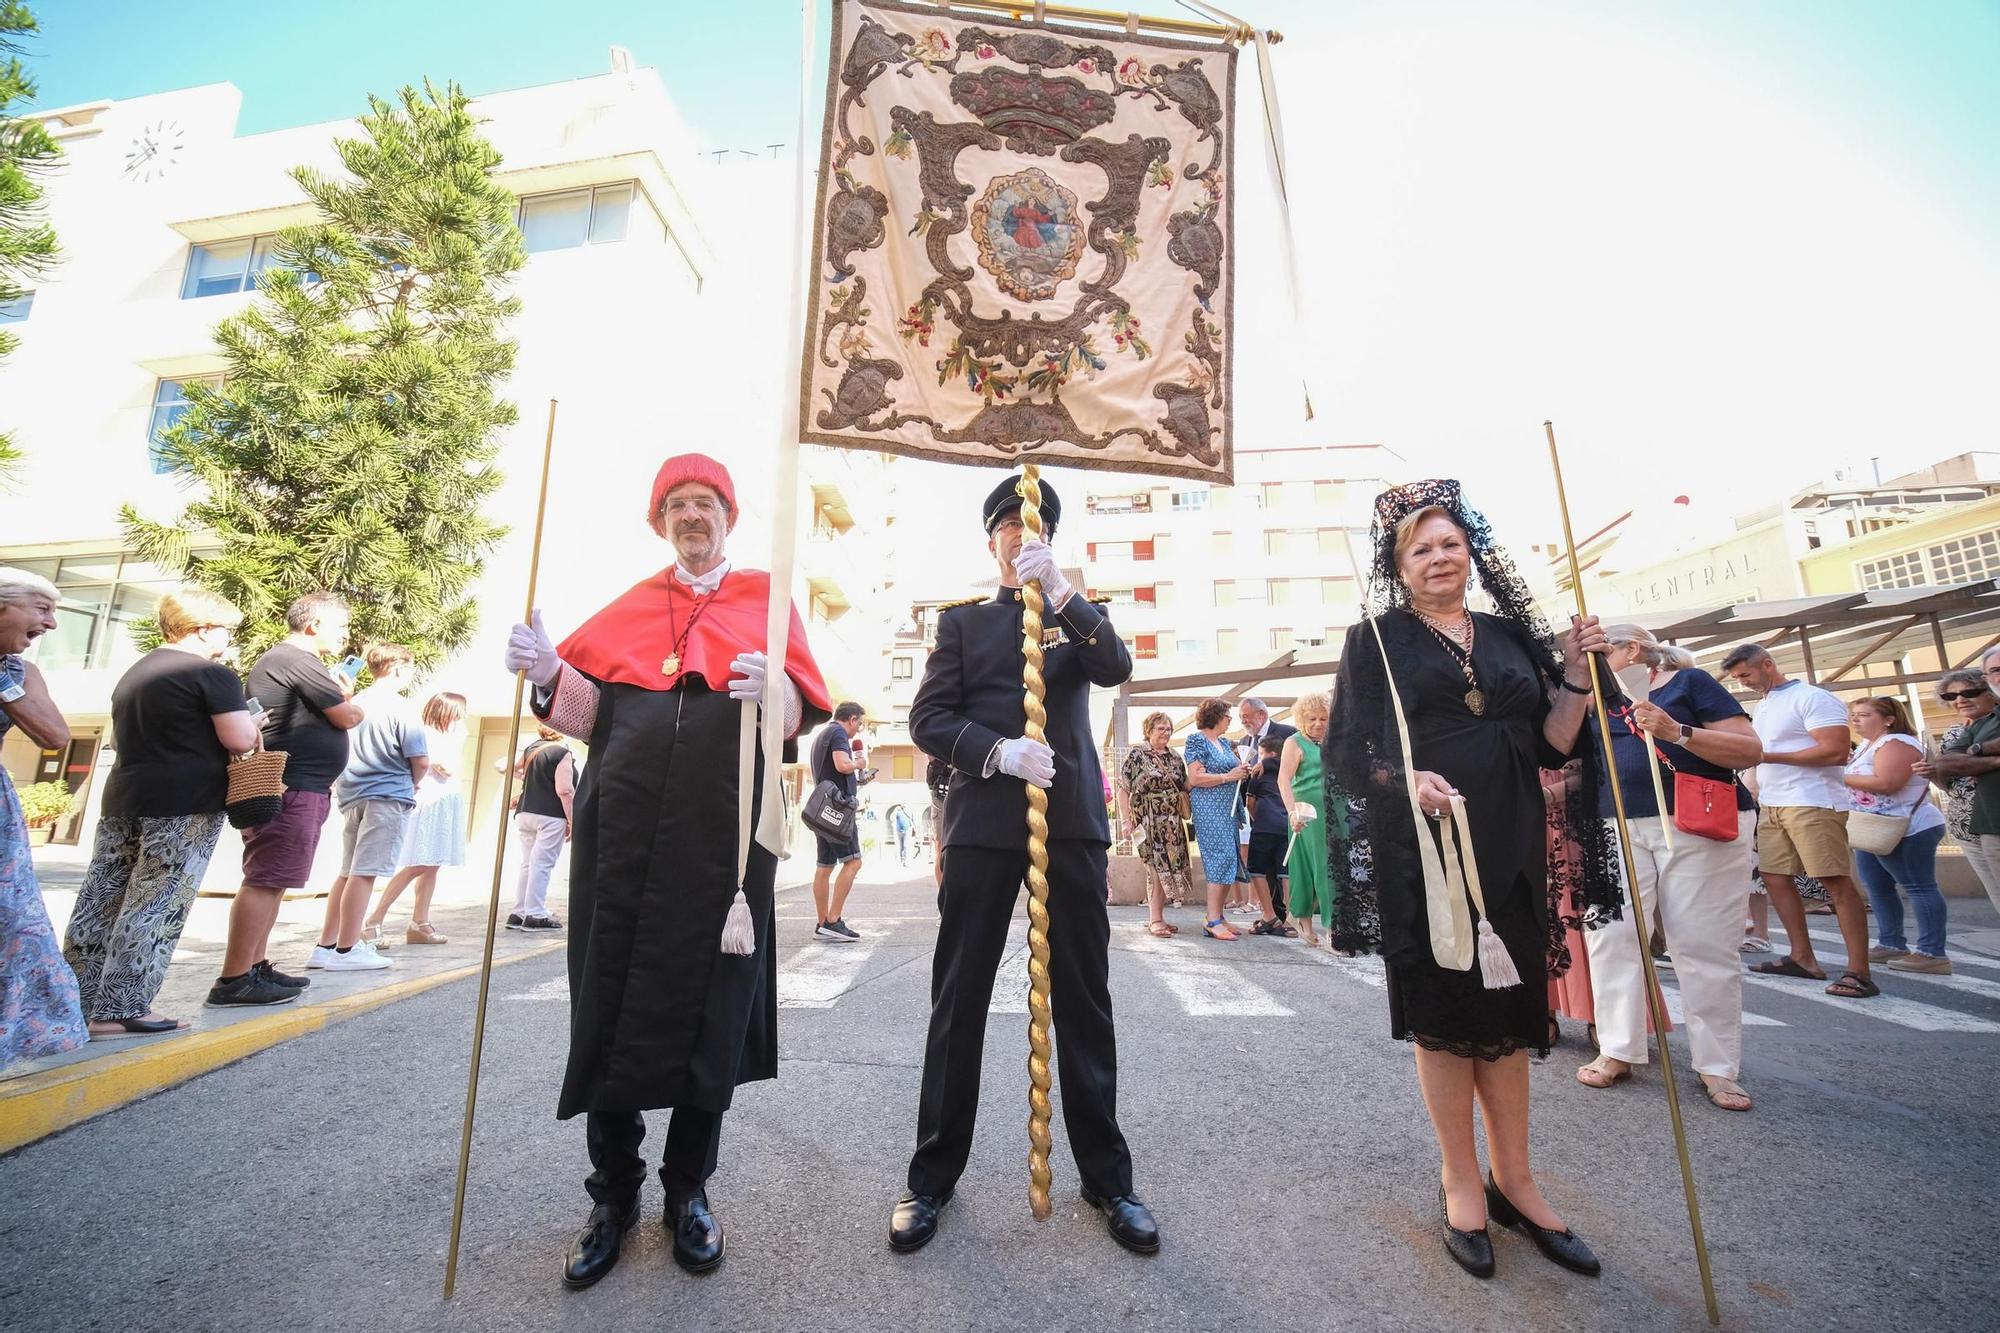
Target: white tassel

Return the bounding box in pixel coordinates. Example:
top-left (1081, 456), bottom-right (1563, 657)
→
top-left (1475, 917), bottom-right (1521, 989)
top-left (719, 889), bottom-right (756, 955)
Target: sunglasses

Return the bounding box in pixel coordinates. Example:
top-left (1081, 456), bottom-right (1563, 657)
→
top-left (1939, 689), bottom-right (1991, 702)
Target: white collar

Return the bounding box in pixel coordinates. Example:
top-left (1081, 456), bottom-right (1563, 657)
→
top-left (674, 558), bottom-right (731, 596)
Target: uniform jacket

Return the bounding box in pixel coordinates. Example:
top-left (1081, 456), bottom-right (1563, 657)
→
top-left (912, 588), bottom-right (1132, 850)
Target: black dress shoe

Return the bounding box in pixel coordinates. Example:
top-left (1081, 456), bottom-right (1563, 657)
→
top-left (1485, 1174), bottom-right (1601, 1276)
top-left (1080, 1188), bottom-right (1161, 1255)
top-left (668, 1191), bottom-right (725, 1273)
top-left (890, 1191), bottom-right (950, 1253)
top-left (1439, 1185), bottom-right (1495, 1278)
top-left (563, 1200), bottom-right (638, 1290)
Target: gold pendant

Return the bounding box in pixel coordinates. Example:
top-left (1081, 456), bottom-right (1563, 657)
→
top-left (1465, 687), bottom-right (1485, 716)
top-left (662, 653), bottom-right (681, 676)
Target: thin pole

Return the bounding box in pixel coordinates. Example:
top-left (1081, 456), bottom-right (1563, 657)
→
top-left (1545, 420), bottom-right (1721, 1327)
top-left (1018, 464), bottom-right (1056, 1221)
top-left (442, 398), bottom-right (560, 1299)
top-left (951, 0), bottom-right (1280, 42)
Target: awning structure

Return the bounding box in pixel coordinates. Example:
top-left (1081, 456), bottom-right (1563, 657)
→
top-left (1640, 579), bottom-right (2000, 694)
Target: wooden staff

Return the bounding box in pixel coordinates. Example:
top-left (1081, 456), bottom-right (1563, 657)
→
top-left (1017, 463), bottom-right (1056, 1220)
top-left (1545, 420), bottom-right (1721, 1327)
top-left (442, 398), bottom-right (559, 1299)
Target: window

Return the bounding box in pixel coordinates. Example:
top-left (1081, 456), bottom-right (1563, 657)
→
top-left (1930, 529), bottom-right (2000, 584)
top-left (181, 234), bottom-right (292, 299)
top-left (1269, 627), bottom-right (1293, 650)
top-left (0, 291), bottom-right (32, 322)
top-left (1269, 577), bottom-right (1295, 606)
top-left (1087, 491), bottom-right (1151, 515)
top-left (21, 552), bottom-right (180, 673)
top-left (1213, 580), bottom-right (1235, 607)
top-left (1176, 637), bottom-right (1204, 656)
top-left (1237, 579), bottom-right (1267, 605)
top-left (892, 704), bottom-right (912, 721)
top-left (1211, 531), bottom-right (1233, 557)
top-left (1215, 628), bottom-right (1239, 655)
top-left (1857, 549), bottom-right (1928, 591)
top-left (1132, 634), bottom-right (1158, 660)
top-left (148, 375), bottom-right (223, 474)
top-left (1134, 539), bottom-right (1156, 561)
top-left (1321, 577), bottom-right (1350, 604)
top-left (1135, 585), bottom-right (1157, 605)
top-left (1314, 480), bottom-right (1341, 508)
top-left (1293, 632), bottom-right (1327, 648)
top-left (1170, 489), bottom-right (1208, 512)
top-left (517, 182), bottom-right (640, 253)
top-left (892, 656), bottom-right (913, 680)
top-left (1318, 528), bottom-right (1344, 556)
top-left (1264, 529), bottom-right (1286, 557)
top-left (893, 753), bottom-right (914, 780)
top-left (1262, 482), bottom-right (1286, 510)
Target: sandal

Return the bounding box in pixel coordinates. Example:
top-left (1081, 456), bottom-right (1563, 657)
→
top-left (1750, 957), bottom-right (1826, 980)
top-left (360, 923), bottom-right (392, 950)
top-left (1576, 1056), bottom-right (1631, 1089)
top-left (1825, 971), bottom-right (1879, 999)
top-left (1738, 936), bottom-right (1771, 954)
top-left (1700, 1076), bottom-right (1753, 1112)
top-left (87, 1015), bottom-right (189, 1040)
top-left (406, 921), bottom-right (450, 945)
top-left (1146, 920), bottom-right (1175, 938)
top-left (1203, 918), bottom-right (1239, 941)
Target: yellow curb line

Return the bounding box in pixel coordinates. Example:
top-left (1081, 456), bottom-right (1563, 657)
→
top-left (0, 941), bottom-right (565, 1156)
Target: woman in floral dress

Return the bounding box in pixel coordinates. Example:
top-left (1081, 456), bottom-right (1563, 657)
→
top-left (1119, 710), bottom-right (1191, 938)
top-left (0, 569), bottom-right (87, 1069)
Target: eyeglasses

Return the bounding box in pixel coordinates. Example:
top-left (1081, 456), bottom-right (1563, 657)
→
top-left (1939, 689), bottom-right (1991, 702)
top-left (664, 497), bottom-right (725, 517)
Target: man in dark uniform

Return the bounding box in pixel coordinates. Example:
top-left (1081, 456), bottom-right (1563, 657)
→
top-left (888, 474), bottom-right (1160, 1256)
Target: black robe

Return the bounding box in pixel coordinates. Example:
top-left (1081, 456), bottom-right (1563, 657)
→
top-left (555, 676), bottom-right (785, 1119)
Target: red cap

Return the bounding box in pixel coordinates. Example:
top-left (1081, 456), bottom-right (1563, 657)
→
top-left (647, 453), bottom-right (738, 536)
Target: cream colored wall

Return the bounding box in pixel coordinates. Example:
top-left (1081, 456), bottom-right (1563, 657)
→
top-left (1800, 494), bottom-right (2000, 595)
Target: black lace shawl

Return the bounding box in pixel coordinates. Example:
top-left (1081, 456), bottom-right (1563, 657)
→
top-left (1322, 483), bottom-right (1624, 974)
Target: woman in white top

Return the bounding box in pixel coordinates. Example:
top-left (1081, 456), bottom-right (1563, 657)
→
top-left (365, 692), bottom-right (469, 946)
top-left (1843, 696), bottom-right (1950, 974)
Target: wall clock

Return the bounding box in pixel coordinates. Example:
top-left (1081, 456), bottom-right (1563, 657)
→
top-left (123, 119), bottom-right (185, 182)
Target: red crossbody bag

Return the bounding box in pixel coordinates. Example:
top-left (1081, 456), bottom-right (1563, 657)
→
top-left (1652, 741), bottom-right (1740, 841)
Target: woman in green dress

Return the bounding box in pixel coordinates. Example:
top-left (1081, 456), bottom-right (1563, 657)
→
top-left (1279, 691), bottom-right (1340, 946)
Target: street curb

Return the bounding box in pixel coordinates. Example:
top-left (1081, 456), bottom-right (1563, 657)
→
top-left (0, 940), bottom-right (565, 1156)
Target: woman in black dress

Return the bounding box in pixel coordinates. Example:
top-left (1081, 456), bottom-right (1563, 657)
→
top-left (1327, 481), bottom-right (1624, 1280)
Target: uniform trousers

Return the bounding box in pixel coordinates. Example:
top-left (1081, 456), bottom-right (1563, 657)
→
top-left (908, 840), bottom-right (1133, 1199)
top-left (1586, 810), bottom-right (1754, 1079)
top-left (585, 1106), bottom-right (723, 1209)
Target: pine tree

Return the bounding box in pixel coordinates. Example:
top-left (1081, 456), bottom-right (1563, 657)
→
top-left (125, 80), bottom-right (526, 665)
top-left (0, 2), bottom-right (60, 489)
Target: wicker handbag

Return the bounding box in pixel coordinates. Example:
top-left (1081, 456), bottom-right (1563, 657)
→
top-left (225, 748), bottom-right (289, 829)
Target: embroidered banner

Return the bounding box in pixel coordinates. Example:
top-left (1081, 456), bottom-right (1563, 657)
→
top-left (802, 0), bottom-right (1237, 483)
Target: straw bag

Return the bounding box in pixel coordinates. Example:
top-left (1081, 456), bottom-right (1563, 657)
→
top-left (225, 748), bottom-right (288, 829)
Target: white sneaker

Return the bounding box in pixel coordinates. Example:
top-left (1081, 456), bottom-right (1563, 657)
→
top-left (323, 940), bottom-right (393, 971)
top-left (306, 945), bottom-right (339, 970)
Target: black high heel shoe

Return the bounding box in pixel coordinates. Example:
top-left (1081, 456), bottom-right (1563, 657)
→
top-left (1484, 1173), bottom-right (1601, 1276)
top-left (1439, 1184), bottom-right (1494, 1278)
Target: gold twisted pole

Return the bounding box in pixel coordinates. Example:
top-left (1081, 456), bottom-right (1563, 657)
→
top-left (1017, 464), bottom-right (1056, 1221)
top-left (1546, 420), bottom-right (1720, 1327)
top-left (443, 399), bottom-right (559, 1298)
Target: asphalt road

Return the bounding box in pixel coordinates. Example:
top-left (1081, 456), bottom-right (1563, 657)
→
top-left (3, 867), bottom-right (1997, 1333)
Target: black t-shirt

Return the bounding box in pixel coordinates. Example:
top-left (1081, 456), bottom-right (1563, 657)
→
top-left (811, 722), bottom-right (857, 797)
top-left (102, 648), bottom-right (249, 818)
top-left (245, 643), bottom-right (350, 794)
top-left (1244, 756), bottom-right (1289, 835)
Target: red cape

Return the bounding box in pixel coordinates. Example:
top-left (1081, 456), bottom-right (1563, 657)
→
top-left (558, 566), bottom-right (833, 711)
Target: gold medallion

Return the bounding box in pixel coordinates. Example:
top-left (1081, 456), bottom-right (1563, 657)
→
top-left (1465, 688), bottom-right (1485, 716)
top-left (662, 653), bottom-right (681, 676)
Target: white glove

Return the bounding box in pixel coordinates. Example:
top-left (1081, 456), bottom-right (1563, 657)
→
top-left (727, 651), bottom-right (766, 702)
top-left (504, 610), bottom-right (561, 688)
top-left (995, 736), bottom-right (1056, 789)
top-left (1012, 540), bottom-right (1073, 609)
top-left (1289, 802), bottom-right (1318, 832)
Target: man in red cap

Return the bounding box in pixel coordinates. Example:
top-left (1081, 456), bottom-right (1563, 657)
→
top-left (503, 452), bottom-right (832, 1292)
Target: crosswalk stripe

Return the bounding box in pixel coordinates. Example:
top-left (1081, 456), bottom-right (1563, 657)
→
top-left (1740, 973), bottom-right (2000, 1033)
top-left (1652, 981), bottom-right (1787, 1027)
top-left (779, 923), bottom-right (892, 1009)
top-left (1875, 968), bottom-right (2000, 1003)
top-left (1124, 931), bottom-right (1295, 1016)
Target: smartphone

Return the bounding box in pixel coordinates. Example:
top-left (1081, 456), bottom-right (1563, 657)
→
top-left (245, 696), bottom-right (267, 722)
top-left (334, 655), bottom-right (365, 680)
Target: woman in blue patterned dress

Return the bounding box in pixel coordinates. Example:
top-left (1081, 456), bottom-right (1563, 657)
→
top-left (1185, 697), bottom-right (1251, 940)
top-left (0, 568), bottom-right (88, 1069)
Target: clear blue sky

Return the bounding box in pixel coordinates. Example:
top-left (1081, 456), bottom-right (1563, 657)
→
top-left (19, 0), bottom-right (2000, 226)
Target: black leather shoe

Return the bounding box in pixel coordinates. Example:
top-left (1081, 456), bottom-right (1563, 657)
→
top-left (1439, 1185), bottom-right (1495, 1278)
top-left (562, 1200), bottom-right (638, 1290)
top-left (890, 1191), bottom-right (950, 1252)
top-left (1485, 1174), bottom-right (1600, 1276)
top-left (1080, 1188), bottom-right (1161, 1255)
top-left (666, 1190), bottom-right (724, 1273)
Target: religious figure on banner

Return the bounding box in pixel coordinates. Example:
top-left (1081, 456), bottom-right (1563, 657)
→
top-left (802, 0), bottom-right (1238, 484)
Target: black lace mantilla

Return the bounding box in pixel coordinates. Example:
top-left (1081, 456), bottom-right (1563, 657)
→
top-left (1324, 480), bottom-right (1625, 975)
